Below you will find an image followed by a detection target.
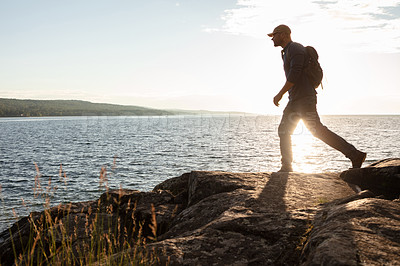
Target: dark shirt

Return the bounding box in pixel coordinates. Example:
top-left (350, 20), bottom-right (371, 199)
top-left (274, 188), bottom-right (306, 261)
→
top-left (282, 41), bottom-right (316, 102)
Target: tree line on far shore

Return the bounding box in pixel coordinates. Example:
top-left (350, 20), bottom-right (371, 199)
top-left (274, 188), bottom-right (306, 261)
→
top-left (0, 98), bottom-right (175, 117)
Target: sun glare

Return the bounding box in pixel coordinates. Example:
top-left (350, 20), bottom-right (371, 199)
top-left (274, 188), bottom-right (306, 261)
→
top-left (291, 120), bottom-right (319, 173)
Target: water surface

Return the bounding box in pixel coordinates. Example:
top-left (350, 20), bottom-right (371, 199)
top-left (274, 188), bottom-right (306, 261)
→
top-left (1, 115), bottom-right (399, 232)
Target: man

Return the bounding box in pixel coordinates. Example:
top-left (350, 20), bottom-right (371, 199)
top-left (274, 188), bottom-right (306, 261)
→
top-left (268, 24), bottom-right (366, 172)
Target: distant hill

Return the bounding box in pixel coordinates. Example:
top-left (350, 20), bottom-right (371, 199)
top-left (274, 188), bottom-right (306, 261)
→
top-left (0, 98), bottom-right (177, 117)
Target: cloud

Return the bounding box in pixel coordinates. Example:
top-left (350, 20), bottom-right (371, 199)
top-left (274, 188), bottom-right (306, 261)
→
top-left (207, 0), bottom-right (400, 53)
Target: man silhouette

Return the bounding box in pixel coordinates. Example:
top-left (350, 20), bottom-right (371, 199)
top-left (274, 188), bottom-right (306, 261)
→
top-left (268, 24), bottom-right (366, 172)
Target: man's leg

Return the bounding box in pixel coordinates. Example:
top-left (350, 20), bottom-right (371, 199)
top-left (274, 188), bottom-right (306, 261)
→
top-left (300, 99), bottom-right (366, 168)
top-left (278, 105), bottom-right (300, 171)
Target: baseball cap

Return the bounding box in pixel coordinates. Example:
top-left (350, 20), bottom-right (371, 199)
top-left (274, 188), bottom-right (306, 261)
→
top-left (267, 24), bottom-right (291, 37)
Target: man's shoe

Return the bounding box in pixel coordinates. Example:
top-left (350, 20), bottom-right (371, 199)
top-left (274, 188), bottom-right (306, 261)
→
top-left (277, 165), bottom-right (293, 173)
top-left (350, 150), bottom-right (367, 168)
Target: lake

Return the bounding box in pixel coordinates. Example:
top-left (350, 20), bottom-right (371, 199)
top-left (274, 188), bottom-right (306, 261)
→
top-left (1, 115), bottom-right (399, 232)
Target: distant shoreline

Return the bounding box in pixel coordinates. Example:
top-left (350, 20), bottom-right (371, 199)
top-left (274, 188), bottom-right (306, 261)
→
top-left (0, 98), bottom-right (249, 117)
top-left (0, 98), bottom-right (398, 117)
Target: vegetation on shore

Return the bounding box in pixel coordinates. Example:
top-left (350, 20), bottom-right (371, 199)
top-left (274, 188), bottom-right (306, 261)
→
top-left (0, 98), bottom-right (250, 117)
top-left (0, 98), bottom-right (176, 117)
top-left (0, 164), bottom-right (163, 265)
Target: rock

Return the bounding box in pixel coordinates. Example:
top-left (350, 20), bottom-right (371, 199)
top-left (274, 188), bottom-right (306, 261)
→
top-left (301, 193), bottom-right (400, 265)
top-left (187, 171), bottom-right (259, 206)
top-left (334, 189), bottom-right (376, 205)
top-left (340, 158), bottom-right (400, 199)
top-left (153, 172), bottom-right (190, 197)
top-left (1, 160), bottom-right (399, 265)
top-left (153, 172), bottom-right (190, 207)
top-left (108, 171), bottom-right (355, 265)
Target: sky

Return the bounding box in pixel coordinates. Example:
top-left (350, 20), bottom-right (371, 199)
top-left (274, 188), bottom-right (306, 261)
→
top-left (1, 0), bottom-right (399, 115)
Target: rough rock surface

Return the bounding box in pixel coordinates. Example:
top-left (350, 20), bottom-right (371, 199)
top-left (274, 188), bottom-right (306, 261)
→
top-left (1, 159), bottom-right (399, 265)
top-left (301, 195), bottom-right (400, 265)
top-left (147, 171), bottom-right (355, 265)
top-left (340, 158), bottom-right (400, 199)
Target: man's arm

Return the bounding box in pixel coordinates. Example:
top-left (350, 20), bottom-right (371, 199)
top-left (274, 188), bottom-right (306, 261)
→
top-left (273, 80), bottom-right (294, 107)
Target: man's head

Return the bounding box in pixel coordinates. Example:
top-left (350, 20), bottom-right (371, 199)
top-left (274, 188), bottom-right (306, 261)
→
top-left (268, 24), bottom-right (291, 48)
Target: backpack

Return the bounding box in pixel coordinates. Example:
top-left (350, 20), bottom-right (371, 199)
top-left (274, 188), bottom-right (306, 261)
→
top-left (304, 46), bottom-right (323, 89)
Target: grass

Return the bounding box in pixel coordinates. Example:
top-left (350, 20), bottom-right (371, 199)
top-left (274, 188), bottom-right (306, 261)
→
top-left (296, 221), bottom-right (314, 252)
top-left (1, 163), bottom-right (166, 265)
top-left (316, 197), bottom-right (330, 204)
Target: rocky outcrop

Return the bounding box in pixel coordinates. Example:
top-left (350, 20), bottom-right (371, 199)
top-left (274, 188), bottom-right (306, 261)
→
top-left (93, 171), bottom-right (355, 265)
top-left (1, 159), bottom-right (399, 265)
top-left (340, 158), bottom-right (400, 199)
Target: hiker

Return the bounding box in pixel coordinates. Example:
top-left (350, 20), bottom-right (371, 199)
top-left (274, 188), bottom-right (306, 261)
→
top-left (268, 24), bottom-right (366, 172)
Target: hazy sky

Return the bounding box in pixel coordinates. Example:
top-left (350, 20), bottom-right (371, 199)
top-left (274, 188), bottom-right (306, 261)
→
top-left (1, 0), bottom-right (399, 114)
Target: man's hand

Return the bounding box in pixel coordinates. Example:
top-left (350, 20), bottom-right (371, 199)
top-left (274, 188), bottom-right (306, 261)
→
top-left (273, 93), bottom-right (283, 107)
top-left (273, 81), bottom-right (294, 107)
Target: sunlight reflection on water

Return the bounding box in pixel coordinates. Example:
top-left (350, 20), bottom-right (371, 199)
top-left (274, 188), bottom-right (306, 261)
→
top-left (292, 121), bottom-right (319, 173)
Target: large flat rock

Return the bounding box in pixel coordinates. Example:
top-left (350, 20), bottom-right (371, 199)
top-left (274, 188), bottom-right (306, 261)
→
top-left (111, 171), bottom-right (355, 265)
